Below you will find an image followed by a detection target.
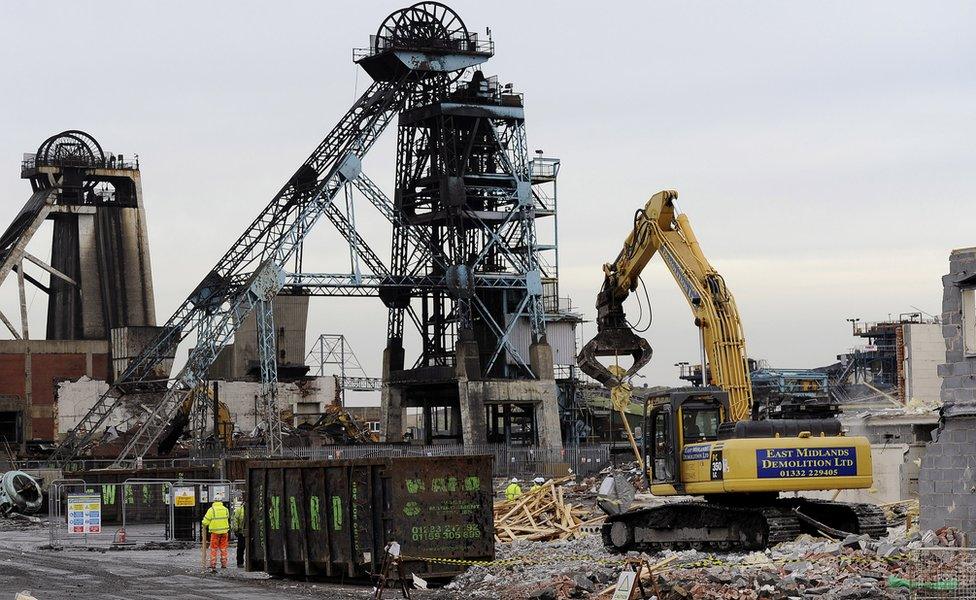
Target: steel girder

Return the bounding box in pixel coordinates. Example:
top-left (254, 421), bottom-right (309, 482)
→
top-left (51, 79), bottom-right (409, 467)
top-left (255, 295), bottom-right (283, 456)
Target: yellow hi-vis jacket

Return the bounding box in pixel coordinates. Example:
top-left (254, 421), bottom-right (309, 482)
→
top-left (202, 501), bottom-right (231, 534)
top-left (505, 483), bottom-right (522, 502)
top-left (231, 504), bottom-right (245, 534)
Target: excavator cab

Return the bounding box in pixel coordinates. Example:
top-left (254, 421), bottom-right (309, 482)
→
top-left (643, 388), bottom-right (729, 493)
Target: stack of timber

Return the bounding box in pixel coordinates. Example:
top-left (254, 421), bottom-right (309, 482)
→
top-left (493, 477), bottom-right (606, 543)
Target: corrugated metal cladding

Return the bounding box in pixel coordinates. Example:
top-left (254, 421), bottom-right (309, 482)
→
top-left (247, 455), bottom-right (494, 580)
top-left (505, 316), bottom-right (577, 365)
top-left (110, 326), bottom-right (177, 381)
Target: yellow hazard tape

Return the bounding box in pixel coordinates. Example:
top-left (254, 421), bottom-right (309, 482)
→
top-left (400, 553), bottom-right (621, 568)
top-left (401, 548), bottom-right (915, 571)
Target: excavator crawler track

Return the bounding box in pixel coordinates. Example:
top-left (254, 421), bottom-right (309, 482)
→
top-left (602, 498), bottom-right (888, 553)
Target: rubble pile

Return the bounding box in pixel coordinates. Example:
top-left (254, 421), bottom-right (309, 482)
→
top-left (445, 534), bottom-right (618, 599)
top-left (445, 528), bottom-right (975, 600)
top-left (494, 477), bottom-right (606, 543)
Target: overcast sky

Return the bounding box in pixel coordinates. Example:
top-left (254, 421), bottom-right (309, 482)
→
top-left (0, 1), bottom-right (974, 388)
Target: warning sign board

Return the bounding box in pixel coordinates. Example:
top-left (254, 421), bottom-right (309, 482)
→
top-left (611, 571), bottom-right (637, 600)
top-left (173, 486), bottom-right (196, 507)
top-left (67, 494), bottom-right (101, 535)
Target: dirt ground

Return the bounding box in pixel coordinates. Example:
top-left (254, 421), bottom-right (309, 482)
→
top-left (0, 521), bottom-right (449, 600)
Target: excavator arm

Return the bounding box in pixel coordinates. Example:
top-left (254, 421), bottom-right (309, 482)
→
top-left (577, 190), bottom-right (753, 421)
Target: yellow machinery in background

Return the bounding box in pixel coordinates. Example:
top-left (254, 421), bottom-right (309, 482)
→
top-left (158, 385), bottom-right (234, 454)
top-left (579, 190), bottom-right (887, 551)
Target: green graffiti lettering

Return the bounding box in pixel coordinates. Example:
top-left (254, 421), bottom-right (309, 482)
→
top-left (431, 478), bottom-right (446, 492)
top-left (464, 476), bottom-right (481, 491)
top-left (269, 496), bottom-right (281, 530)
top-left (102, 485), bottom-right (117, 505)
top-left (124, 484), bottom-right (134, 505)
top-left (446, 477), bottom-right (458, 492)
top-left (405, 478), bottom-right (425, 494)
top-left (331, 496), bottom-right (342, 531)
top-left (289, 496), bottom-right (300, 530)
top-left (403, 501), bottom-right (421, 517)
top-left (309, 496), bottom-right (321, 531)
top-left (142, 485), bottom-right (150, 504)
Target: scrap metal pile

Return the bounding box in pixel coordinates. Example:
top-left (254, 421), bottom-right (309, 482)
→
top-left (285, 404), bottom-right (378, 445)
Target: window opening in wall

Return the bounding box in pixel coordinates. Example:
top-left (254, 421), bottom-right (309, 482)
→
top-left (0, 411), bottom-right (21, 444)
top-left (963, 287), bottom-right (976, 356)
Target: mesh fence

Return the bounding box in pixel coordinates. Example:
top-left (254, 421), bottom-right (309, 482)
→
top-left (906, 548), bottom-right (976, 599)
top-left (48, 478), bottom-right (244, 549)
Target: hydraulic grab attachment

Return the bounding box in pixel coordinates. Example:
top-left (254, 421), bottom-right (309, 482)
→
top-left (577, 191), bottom-right (686, 388)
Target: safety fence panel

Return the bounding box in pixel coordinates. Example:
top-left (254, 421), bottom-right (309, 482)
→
top-left (49, 480), bottom-right (122, 549)
top-left (908, 548), bottom-right (976, 600)
top-left (47, 478), bottom-right (243, 549)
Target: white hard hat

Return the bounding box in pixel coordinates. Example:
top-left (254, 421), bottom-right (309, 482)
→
top-left (510, 478), bottom-right (518, 483)
top-left (533, 477), bottom-right (545, 484)
top-left (213, 491), bottom-right (226, 501)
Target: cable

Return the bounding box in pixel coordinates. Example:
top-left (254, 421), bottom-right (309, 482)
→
top-left (627, 278), bottom-right (643, 331)
top-left (627, 275), bottom-right (654, 333)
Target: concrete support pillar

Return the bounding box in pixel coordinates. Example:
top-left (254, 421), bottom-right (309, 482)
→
top-left (123, 173), bottom-right (156, 326)
top-left (456, 339), bottom-right (487, 447)
top-left (380, 342), bottom-right (404, 442)
top-left (530, 341), bottom-right (562, 450)
top-left (77, 213), bottom-right (105, 339)
top-left (529, 340), bottom-right (554, 380)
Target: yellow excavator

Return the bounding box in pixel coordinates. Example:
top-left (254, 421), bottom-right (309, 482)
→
top-left (578, 190), bottom-right (886, 551)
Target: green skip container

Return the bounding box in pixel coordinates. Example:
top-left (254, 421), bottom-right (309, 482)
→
top-left (246, 455), bottom-right (494, 580)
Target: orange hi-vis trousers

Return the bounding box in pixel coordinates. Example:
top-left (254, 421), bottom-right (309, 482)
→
top-left (209, 532), bottom-right (229, 568)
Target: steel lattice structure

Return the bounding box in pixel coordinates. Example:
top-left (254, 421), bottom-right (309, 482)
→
top-left (384, 85), bottom-right (547, 376)
top-left (52, 1), bottom-right (550, 466)
top-left (51, 77), bottom-right (409, 467)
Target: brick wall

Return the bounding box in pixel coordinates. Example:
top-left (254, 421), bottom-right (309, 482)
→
top-left (919, 247), bottom-right (976, 533)
top-left (0, 340), bottom-right (109, 442)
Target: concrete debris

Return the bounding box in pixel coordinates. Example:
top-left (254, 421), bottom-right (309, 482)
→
top-left (446, 524), bottom-right (976, 600)
top-left (412, 573), bottom-right (428, 590)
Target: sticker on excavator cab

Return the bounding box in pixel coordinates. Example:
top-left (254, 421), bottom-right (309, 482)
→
top-left (682, 444), bottom-right (711, 461)
top-left (710, 451), bottom-right (724, 480)
top-left (756, 447), bottom-right (857, 478)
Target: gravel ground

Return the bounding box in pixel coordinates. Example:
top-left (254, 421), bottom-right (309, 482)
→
top-left (0, 519), bottom-right (448, 600)
top-left (3, 515), bottom-right (957, 600)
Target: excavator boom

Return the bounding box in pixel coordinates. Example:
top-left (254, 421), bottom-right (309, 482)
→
top-left (578, 190), bottom-right (753, 421)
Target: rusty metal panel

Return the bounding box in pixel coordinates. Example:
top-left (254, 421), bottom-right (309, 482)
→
top-left (265, 468), bottom-right (285, 571)
top-left (283, 467), bottom-right (306, 575)
top-left (246, 455), bottom-right (493, 580)
top-left (247, 467), bottom-right (266, 572)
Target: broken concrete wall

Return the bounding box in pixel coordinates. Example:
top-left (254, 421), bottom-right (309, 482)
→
top-left (55, 375), bottom-right (338, 437)
top-left (803, 443), bottom-right (913, 504)
top-left (216, 376), bottom-right (336, 431)
top-left (55, 376), bottom-right (111, 435)
top-left (209, 295), bottom-right (309, 381)
top-left (920, 247), bottom-right (976, 533)
top-left (904, 323), bottom-right (944, 404)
